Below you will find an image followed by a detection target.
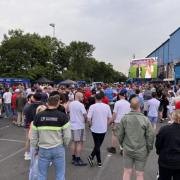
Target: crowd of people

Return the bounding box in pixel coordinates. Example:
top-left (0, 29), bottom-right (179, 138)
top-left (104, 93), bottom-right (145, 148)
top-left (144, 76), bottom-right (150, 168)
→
top-left (1, 82), bottom-right (180, 180)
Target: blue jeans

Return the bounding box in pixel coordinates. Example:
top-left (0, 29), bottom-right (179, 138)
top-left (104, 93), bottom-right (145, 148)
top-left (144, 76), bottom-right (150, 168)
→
top-left (29, 147), bottom-right (38, 180)
top-left (4, 103), bottom-right (12, 118)
top-left (38, 145), bottom-right (65, 180)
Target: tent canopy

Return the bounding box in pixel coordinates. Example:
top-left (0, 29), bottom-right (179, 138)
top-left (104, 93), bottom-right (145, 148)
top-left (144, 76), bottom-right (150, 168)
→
top-left (36, 77), bottom-right (54, 84)
top-left (59, 79), bottom-right (77, 85)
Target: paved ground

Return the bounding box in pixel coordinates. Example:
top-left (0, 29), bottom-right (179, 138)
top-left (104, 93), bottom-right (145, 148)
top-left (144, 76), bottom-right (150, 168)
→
top-left (0, 117), bottom-right (160, 180)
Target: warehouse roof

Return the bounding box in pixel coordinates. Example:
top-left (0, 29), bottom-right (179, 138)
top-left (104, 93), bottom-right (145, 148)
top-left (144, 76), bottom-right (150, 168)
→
top-left (146, 39), bottom-right (169, 58)
top-left (147, 27), bottom-right (180, 58)
top-left (170, 27), bottom-right (180, 36)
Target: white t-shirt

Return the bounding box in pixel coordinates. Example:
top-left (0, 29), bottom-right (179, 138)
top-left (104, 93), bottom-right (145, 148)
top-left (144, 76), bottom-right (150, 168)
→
top-left (3, 92), bottom-right (12, 104)
top-left (68, 92), bottom-right (74, 101)
top-left (87, 103), bottom-right (112, 133)
top-left (147, 98), bottom-right (160, 117)
top-left (113, 99), bottom-right (131, 123)
top-left (69, 100), bottom-right (87, 130)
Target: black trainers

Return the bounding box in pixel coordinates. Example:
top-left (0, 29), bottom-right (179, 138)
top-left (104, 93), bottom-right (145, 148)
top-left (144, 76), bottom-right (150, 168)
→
top-left (74, 158), bottom-right (87, 166)
top-left (72, 159), bottom-right (76, 164)
top-left (97, 162), bottom-right (102, 167)
top-left (72, 155), bottom-right (76, 164)
top-left (107, 147), bottom-right (116, 154)
top-left (156, 171), bottom-right (159, 180)
top-left (87, 156), bottom-right (94, 167)
top-left (160, 119), bottom-right (164, 123)
top-left (120, 149), bottom-right (123, 156)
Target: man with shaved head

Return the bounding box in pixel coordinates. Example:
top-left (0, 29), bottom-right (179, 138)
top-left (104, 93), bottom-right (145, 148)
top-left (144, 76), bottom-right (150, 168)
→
top-left (115, 97), bottom-right (155, 180)
top-left (69, 92), bottom-right (87, 166)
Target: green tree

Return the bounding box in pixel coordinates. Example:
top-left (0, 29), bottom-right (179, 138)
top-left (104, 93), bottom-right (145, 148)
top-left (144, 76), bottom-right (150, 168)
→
top-left (0, 29), bottom-right (127, 82)
top-left (0, 29), bottom-right (68, 80)
top-left (66, 41), bottom-right (95, 79)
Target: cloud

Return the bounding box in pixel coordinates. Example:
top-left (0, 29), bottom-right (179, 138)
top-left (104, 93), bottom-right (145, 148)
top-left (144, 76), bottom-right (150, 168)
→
top-left (0, 0), bottom-right (180, 75)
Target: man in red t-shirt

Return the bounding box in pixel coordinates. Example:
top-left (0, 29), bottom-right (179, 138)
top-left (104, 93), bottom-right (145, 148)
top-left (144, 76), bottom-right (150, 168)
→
top-left (11, 89), bottom-right (20, 124)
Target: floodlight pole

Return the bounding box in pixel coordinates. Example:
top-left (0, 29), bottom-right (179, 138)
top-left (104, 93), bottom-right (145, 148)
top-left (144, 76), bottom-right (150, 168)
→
top-left (49, 23), bottom-right (55, 37)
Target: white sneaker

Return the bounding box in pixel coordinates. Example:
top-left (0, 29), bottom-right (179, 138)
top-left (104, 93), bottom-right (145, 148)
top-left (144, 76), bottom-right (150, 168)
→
top-left (156, 171), bottom-right (159, 180)
top-left (24, 152), bottom-right (31, 160)
top-left (24, 152), bottom-right (29, 156)
top-left (168, 120), bottom-right (174, 124)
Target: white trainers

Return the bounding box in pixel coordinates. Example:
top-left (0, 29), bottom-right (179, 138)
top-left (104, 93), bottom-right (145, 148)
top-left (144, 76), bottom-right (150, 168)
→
top-left (156, 171), bottom-right (159, 180)
top-left (24, 152), bottom-right (31, 160)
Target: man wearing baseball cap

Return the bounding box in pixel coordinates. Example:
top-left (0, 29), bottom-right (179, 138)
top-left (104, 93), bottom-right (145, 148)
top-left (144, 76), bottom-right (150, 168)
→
top-left (107, 89), bottom-right (131, 154)
top-left (156, 100), bottom-right (180, 180)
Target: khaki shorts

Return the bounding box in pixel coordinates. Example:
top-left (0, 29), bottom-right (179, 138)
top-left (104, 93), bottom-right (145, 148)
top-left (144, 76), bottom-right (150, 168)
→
top-left (71, 129), bottom-right (86, 142)
top-left (123, 153), bottom-right (147, 171)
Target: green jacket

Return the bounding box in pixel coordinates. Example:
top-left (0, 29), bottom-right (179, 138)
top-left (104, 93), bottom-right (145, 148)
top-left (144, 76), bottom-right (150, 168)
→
top-left (115, 111), bottom-right (155, 160)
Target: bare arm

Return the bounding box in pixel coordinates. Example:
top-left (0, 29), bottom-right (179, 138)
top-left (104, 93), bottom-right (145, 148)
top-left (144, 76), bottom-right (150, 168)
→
top-left (87, 118), bottom-right (92, 128)
top-left (110, 112), bottom-right (116, 124)
top-left (83, 113), bottom-right (87, 123)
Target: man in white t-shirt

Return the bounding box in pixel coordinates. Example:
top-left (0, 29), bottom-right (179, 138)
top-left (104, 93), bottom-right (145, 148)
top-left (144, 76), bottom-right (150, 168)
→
top-left (0, 96), bottom-right (2, 116)
top-left (3, 88), bottom-right (12, 118)
top-left (69, 92), bottom-right (87, 166)
top-left (87, 93), bottom-right (112, 167)
top-left (107, 89), bottom-right (131, 154)
top-left (147, 92), bottom-right (160, 129)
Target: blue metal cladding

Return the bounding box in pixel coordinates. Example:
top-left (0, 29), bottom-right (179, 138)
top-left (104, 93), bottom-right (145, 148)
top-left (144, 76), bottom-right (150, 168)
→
top-left (158, 46), bottom-right (164, 65)
top-left (147, 41), bottom-right (168, 65)
top-left (149, 47), bottom-right (163, 66)
top-left (175, 65), bottom-right (180, 79)
top-left (163, 40), bottom-right (169, 64)
top-left (154, 50), bottom-right (159, 64)
top-left (147, 52), bottom-right (155, 58)
top-left (147, 28), bottom-right (180, 65)
top-left (169, 28), bottom-right (180, 63)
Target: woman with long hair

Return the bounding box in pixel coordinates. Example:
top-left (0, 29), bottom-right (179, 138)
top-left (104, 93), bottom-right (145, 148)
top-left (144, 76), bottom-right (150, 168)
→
top-left (155, 101), bottom-right (180, 180)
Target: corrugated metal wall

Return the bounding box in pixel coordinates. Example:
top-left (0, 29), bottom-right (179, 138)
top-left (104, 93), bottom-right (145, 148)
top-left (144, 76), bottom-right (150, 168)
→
top-left (175, 65), bottom-right (180, 79)
top-left (169, 29), bottom-right (180, 63)
top-left (163, 40), bottom-right (169, 64)
top-left (147, 28), bottom-right (180, 65)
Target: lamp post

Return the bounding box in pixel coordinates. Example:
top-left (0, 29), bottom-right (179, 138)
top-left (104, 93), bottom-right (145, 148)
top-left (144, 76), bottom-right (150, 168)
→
top-left (49, 23), bottom-right (55, 37)
top-left (49, 23), bottom-right (56, 80)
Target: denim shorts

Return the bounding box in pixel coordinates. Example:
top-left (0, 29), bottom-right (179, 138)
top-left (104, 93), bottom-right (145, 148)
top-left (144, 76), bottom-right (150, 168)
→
top-left (148, 116), bottom-right (158, 124)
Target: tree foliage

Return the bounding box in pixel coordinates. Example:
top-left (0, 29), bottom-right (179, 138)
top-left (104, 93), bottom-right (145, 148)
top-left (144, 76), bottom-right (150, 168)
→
top-left (0, 29), bottom-right (127, 82)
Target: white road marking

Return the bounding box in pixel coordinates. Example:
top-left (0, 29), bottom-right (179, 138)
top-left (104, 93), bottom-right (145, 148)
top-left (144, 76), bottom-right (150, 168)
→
top-left (94, 153), bottom-right (112, 180)
top-left (0, 147), bottom-right (24, 163)
top-left (0, 138), bottom-right (25, 143)
top-left (0, 125), bottom-right (10, 130)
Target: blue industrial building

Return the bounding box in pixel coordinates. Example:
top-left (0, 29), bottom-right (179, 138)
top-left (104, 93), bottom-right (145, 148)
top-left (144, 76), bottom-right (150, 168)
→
top-left (147, 27), bottom-right (180, 84)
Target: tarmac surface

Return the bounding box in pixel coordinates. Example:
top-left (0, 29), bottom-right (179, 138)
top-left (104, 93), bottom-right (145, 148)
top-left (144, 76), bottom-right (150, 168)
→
top-left (0, 117), bottom-right (160, 180)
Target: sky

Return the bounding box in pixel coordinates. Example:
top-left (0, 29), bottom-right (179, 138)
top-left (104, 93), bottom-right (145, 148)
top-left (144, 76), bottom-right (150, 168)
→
top-left (0, 0), bottom-right (180, 75)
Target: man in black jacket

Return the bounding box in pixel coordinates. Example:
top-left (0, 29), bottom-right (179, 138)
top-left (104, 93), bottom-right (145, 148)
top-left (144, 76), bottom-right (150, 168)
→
top-left (24, 93), bottom-right (43, 160)
top-left (155, 100), bottom-right (180, 180)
